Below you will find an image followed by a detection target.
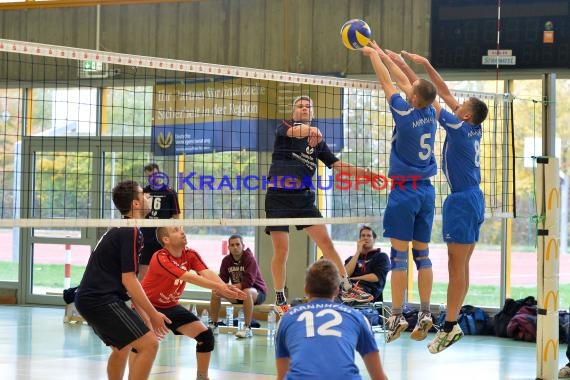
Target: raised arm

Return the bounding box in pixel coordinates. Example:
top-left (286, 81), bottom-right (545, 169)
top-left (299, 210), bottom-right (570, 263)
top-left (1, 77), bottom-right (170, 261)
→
top-left (385, 49), bottom-right (419, 86)
top-left (361, 46), bottom-right (398, 101)
top-left (369, 41), bottom-right (413, 99)
top-left (401, 51), bottom-right (459, 112)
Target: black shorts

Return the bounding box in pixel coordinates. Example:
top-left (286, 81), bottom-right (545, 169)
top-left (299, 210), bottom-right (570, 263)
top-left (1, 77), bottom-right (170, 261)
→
top-left (139, 239), bottom-right (162, 265)
top-left (264, 188), bottom-right (322, 234)
top-left (76, 301), bottom-right (149, 349)
top-left (155, 304), bottom-right (200, 335)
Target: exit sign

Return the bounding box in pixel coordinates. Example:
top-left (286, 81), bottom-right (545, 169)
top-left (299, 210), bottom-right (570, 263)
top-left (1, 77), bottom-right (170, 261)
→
top-left (79, 60), bottom-right (108, 78)
top-left (82, 60), bottom-right (103, 72)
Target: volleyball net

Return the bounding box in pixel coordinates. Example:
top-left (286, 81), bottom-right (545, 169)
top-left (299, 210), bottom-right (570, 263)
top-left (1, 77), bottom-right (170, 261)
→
top-left (0, 38), bottom-right (514, 229)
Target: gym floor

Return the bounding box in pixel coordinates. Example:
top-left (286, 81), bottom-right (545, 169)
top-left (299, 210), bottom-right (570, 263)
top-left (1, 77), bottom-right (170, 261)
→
top-left (0, 305), bottom-right (562, 379)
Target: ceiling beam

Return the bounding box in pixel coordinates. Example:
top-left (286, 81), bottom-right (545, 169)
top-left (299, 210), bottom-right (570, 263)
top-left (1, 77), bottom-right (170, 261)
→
top-left (0, 0), bottom-right (204, 10)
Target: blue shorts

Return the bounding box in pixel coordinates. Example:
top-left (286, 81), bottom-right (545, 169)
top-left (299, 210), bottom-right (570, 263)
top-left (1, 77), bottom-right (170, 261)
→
top-left (442, 187), bottom-right (485, 244)
top-left (383, 181), bottom-right (435, 242)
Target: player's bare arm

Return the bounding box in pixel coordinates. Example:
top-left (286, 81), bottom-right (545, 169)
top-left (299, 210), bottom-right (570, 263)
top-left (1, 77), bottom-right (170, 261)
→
top-left (402, 51), bottom-right (459, 112)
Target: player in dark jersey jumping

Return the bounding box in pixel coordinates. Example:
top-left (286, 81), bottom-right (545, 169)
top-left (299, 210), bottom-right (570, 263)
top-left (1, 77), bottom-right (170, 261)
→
top-left (265, 95), bottom-right (380, 315)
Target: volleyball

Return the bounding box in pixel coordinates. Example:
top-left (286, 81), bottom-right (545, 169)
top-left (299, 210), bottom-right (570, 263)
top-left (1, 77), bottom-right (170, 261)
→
top-left (340, 19), bottom-right (372, 50)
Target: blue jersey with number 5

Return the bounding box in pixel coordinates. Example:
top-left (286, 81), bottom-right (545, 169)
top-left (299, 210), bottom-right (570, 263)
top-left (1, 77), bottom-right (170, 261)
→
top-left (439, 109), bottom-right (482, 192)
top-left (275, 300), bottom-right (378, 380)
top-left (388, 94), bottom-right (437, 180)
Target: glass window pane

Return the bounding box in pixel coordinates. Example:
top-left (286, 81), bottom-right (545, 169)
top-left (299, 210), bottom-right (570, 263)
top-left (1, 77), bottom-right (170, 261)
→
top-left (557, 78), bottom-right (570, 309)
top-left (32, 151), bottom-right (93, 237)
top-left (179, 151), bottom-right (258, 222)
top-left (0, 88), bottom-right (21, 220)
top-left (101, 151), bottom-right (152, 219)
top-left (102, 86), bottom-right (153, 137)
top-left (0, 229), bottom-right (17, 282)
top-left (31, 243), bottom-right (90, 295)
top-left (29, 88), bottom-right (98, 136)
top-left (509, 80), bottom-right (542, 299)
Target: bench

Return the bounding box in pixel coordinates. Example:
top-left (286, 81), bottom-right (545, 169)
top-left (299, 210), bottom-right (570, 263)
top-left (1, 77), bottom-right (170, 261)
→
top-left (178, 299), bottom-right (277, 322)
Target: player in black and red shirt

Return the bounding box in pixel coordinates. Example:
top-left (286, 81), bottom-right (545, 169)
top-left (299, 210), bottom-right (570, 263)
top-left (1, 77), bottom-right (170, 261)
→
top-left (75, 180), bottom-right (171, 380)
top-left (142, 226), bottom-right (245, 380)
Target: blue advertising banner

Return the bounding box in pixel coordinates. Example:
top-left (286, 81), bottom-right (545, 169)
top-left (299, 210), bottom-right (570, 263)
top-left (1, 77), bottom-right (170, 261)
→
top-left (152, 79), bottom-right (343, 155)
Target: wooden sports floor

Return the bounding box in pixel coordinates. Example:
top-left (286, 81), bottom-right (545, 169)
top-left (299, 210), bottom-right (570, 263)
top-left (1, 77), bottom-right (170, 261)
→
top-left (0, 305), bottom-right (565, 379)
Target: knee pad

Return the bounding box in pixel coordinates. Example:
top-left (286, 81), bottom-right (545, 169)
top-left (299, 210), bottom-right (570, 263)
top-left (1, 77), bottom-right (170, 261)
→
top-left (412, 248), bottom-right (432, 270)
top-left (195, 328), bottom-right (215, 353)
top-left (390, 248), bottom-right (408, 271)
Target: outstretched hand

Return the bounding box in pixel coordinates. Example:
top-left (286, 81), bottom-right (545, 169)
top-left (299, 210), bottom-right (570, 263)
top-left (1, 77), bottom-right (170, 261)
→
top-left (361, 46), bottom-right (376, 57)
top-left (219, 284), bottom-right (247, 300)
top-left (369, 41), bottom-right (388, 58)
top-left (385, 49), bottom-right (405, 66)
top-left (401, 50), bottom-right (428, 65)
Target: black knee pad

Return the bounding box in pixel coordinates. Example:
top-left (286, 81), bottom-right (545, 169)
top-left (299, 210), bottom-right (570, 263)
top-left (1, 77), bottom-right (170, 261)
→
top-left (195, 328), bottom-right (215, 353)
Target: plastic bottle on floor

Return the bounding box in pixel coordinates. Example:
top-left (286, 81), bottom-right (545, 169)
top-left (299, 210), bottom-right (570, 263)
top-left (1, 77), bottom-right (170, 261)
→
top-left (237, 308), bottom-right (245, 329)
top-left (267, 309), bottom-right (277, 337)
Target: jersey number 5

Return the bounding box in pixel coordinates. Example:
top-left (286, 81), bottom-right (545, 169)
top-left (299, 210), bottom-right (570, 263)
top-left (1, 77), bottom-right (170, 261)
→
top-left (419, 133), bottom-right (432, 161)
top-left (297, 309), bottom-right (343, 337)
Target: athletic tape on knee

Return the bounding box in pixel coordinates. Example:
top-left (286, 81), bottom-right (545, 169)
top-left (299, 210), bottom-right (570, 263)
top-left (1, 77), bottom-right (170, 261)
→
top-left (390, 247), bottom-right (408, 271)
top-left (412, 248), bottom-right (432, 270)
top-left (195, 328), bottom-right (215, 353)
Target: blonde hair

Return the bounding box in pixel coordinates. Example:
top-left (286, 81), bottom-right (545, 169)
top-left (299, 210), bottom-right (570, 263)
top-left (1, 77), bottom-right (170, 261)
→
top-left (292, 95), bottom-right (314, 120)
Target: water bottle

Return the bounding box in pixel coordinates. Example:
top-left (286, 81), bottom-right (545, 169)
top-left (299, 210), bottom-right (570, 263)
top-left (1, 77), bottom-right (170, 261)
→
top-left (237, 309), bottom-right (245, 330)
top-left (201, 309), bottom-right (209, 325)
top-left (191, 304), bottom-right (198, 316)
top-left (267, 310), bottom-right (277, 337)
top-left (225, 305), bottom-right (234, 328)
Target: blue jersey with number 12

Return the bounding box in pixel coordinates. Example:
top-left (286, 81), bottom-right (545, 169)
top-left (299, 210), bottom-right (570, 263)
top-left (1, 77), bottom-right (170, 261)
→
top-left (439, 109), bottom-right (482, 192)
top-left (387, 94), bottom-right (438, 180)
top-left (275, 300), bottom-right (378, 380)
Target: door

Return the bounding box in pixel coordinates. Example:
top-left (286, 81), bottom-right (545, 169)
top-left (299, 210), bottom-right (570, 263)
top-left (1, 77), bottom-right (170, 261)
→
top-left (20, 137), bottom-right (151, 304)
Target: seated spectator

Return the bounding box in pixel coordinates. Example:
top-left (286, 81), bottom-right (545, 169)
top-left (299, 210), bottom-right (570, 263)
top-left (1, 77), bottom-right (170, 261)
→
top-left (344, 226), bottom-right (390, 302)
top-left (209, 234), bottom-right (268, 338)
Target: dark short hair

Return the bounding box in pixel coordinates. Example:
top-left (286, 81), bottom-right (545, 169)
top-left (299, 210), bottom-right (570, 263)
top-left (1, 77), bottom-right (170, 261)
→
top-left (305, 259), bottom-right (340, 298)
top-left (228, 234), bottom-right (244, 245)
top-left (112, 180), bottom-right (141, 215)
top-left (414, 79), bottom-right (437, 107)
top-left (359, 226), bottom-right (377, 239)
top-left (144, 163), bottom-right (160, 173)
top-left (468, 97), bottom-right (489, 125)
